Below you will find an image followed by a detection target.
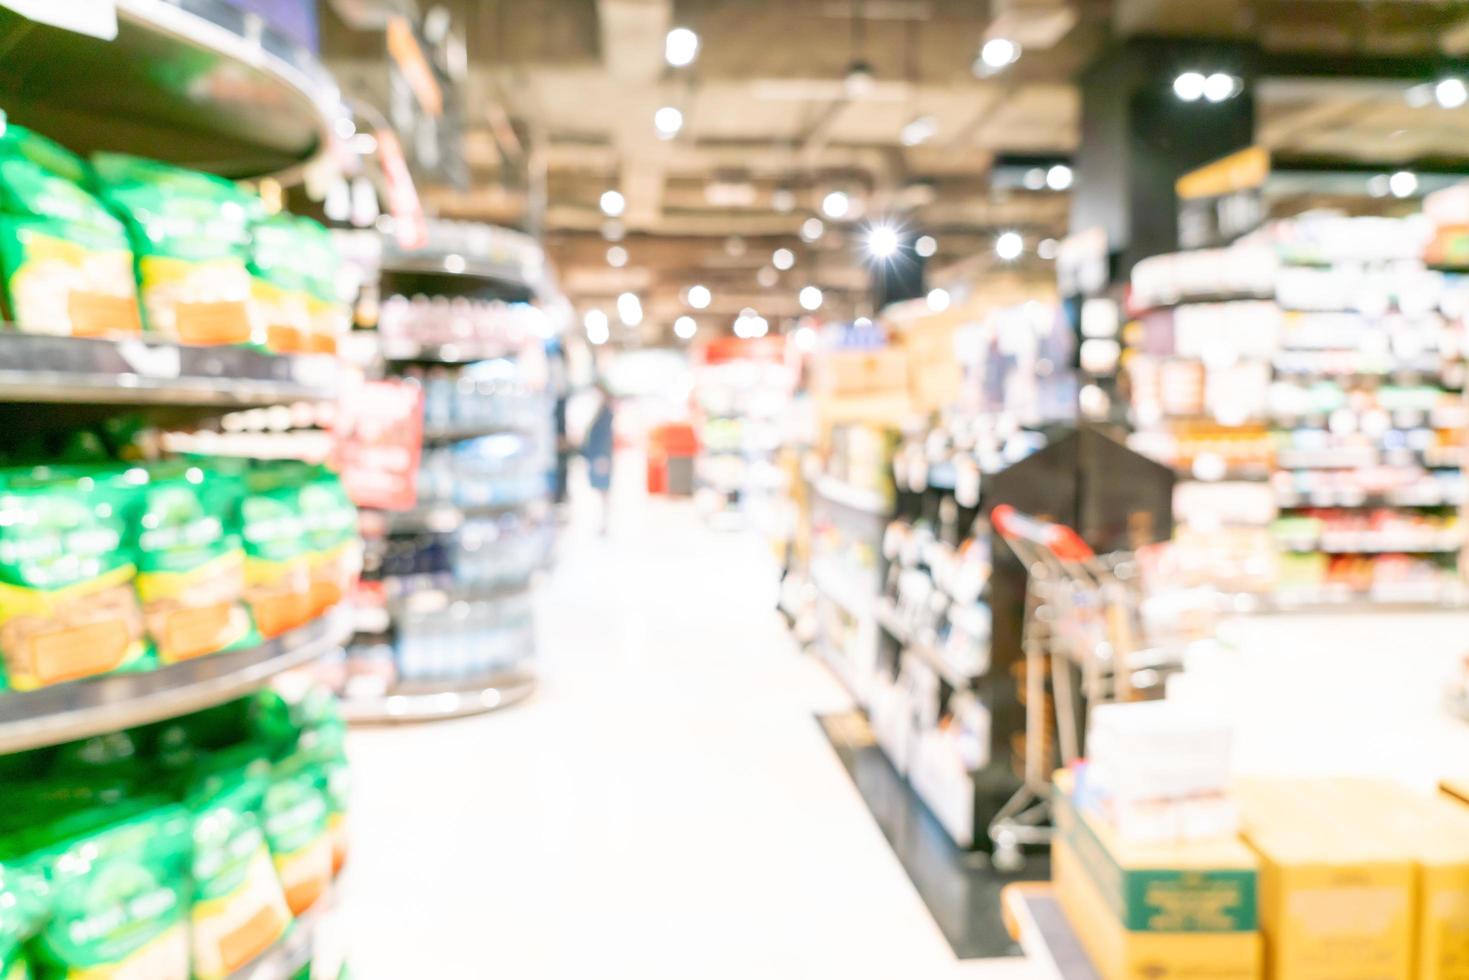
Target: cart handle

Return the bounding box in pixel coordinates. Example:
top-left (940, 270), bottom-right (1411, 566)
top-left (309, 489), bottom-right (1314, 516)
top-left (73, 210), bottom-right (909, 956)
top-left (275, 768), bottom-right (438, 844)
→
top-left (990, 505), bottom-right (1095, 562)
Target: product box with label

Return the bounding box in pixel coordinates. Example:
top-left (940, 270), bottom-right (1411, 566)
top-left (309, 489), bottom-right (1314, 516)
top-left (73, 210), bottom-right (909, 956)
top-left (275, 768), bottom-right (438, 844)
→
top-left (1234, 779), bottom-right (1416, 980)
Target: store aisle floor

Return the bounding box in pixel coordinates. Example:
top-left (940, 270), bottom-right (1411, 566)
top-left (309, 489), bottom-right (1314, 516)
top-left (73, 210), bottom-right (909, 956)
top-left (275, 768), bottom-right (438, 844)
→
top-left (344, 499), bottom-right (1034, 979)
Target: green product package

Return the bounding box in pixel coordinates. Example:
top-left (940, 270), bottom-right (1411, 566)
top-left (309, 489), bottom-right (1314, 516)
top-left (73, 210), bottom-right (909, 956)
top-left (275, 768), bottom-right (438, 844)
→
top-left (295, 218), bottom-right (347, 354)
top-left (247, 214), bottom-right (313, 354)
top-left (261, 765), bottom-right (332, 916)
top-left (187, 774), bottom-right (292, 979)
top-left (30, 806), bottom-right (192, 980)
top-left (90, 154), bottom-right (261, 346)
top-left (298, 469), bottom-right (360, 620)
top-left (251, 688), bottom-right (349, 876)
top-left (0, 474), bottom-right (147, 691)
top-left (0, 124), bottom-right (140, 338)
top-left (235, 475), bottom-right (313, 640)
top-left (0, 860), bottom-right (47, 980)
top-left (125, 465), bottom-right (255, 665)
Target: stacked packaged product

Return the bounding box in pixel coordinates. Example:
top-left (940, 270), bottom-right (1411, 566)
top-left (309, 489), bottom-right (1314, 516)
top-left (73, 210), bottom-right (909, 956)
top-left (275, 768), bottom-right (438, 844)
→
top-left (0, 122), bottom-right (348, 352)
top-left (407, 360), bottom-right (550, 433)
top-left (0, 686), bottom-right (348, 979)
top-left (378, 295), bottom-right (544, 356)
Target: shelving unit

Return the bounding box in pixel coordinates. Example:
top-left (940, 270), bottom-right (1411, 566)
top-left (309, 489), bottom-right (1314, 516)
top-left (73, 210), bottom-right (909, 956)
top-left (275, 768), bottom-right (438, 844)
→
top-left (341, 669), bottom-right (536, 724)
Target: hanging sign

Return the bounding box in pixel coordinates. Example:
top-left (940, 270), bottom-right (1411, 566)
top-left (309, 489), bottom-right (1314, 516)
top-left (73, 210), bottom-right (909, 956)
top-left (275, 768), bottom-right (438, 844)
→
top-left (334, 377), bottom-right (424, 511)
top-left (1176, 145), bottom-right (1269, 249)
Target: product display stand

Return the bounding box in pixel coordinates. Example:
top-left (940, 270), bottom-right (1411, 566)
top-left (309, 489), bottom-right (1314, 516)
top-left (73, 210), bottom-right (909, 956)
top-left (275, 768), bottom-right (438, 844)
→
top-left (342, 223), bottom-right (556, 722)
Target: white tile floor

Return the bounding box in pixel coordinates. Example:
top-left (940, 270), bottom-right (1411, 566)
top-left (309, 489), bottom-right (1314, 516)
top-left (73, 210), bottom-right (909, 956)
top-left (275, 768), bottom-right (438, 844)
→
top-left (345, 497), bottom-right (1036, 979)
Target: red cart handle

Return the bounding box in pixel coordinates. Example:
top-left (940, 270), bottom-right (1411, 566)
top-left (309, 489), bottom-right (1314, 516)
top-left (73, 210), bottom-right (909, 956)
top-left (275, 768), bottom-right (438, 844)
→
top-left (990, 505), bottom-right (1095, 562)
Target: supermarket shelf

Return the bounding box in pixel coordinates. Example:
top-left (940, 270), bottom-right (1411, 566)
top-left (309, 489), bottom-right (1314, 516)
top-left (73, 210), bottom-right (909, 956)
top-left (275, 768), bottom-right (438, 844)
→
top-left (341, 669), bottom-right (536, 723)
top-left (421, 423), bottom-right (534, 444)
top-left (876, 599), bottom-right (981, 688)
top-left (385, 578), bottom-right (534, 616)
top-left (1276, 535), bottom-right (1461, 554)
top-left (381, 341), bottom-right (523, 364)
top-left (0, 0), bottom-right (345, 181)
top-left (1003, 885), bottom-right (1099, 980)
top-left (379, 256), bottom-right (541, 302)
top-left (363, 497), bottom-right (549, 534)
top-left (1276, 492), bottom-right (1463, 509)
top-left (813, 475), bottom-right (892, 517)
top-left (874, 597), bottom-right (913, 644)
top-left (0, 607), bottom-right (352, 755)
top-left (811, 564), bottom-right (876, 620)
top-left (0, 334), bottom-right (338, 408)
top-left (1226, 591), bottom-right (1469, 614)
top-left (230, 888), bottom-right (341, 980)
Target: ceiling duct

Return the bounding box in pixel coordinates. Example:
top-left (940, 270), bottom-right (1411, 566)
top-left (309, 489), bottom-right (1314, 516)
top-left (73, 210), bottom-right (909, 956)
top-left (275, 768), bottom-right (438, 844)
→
top-left (987, 0), bottom-right (1077, 49)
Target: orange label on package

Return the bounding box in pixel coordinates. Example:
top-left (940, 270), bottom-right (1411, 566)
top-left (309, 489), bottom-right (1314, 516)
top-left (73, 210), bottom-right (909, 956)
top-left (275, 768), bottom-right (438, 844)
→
top-left (29, 619), bottom-right (130, 684)
top-left (161, 603), bottom-right (233, 661)
top-left (175, 299), bottom-right (252, 346)
top-left (68, 290), bottom-right (142, 337)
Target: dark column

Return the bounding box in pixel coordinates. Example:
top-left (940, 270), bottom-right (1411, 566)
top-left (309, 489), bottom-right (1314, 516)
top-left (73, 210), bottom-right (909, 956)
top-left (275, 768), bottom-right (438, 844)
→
top-left (1071, 39), bottom-right (1257, 280)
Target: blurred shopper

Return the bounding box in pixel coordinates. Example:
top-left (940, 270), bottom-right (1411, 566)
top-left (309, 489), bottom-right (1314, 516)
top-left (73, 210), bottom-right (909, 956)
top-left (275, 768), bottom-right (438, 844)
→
top-left (584, 384), bottom-right (616, 533)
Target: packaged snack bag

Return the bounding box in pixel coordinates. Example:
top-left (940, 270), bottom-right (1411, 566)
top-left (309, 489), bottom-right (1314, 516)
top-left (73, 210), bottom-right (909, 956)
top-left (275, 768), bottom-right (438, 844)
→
top-left (29, 806), bottom-right (192, 980)
top-left (298, 469), bottom-right (360, 619)
top-left (0, 475), bottom-right (147, 690)
top-left (297, 218), bottom-right (348, 355)
top-left (91, 155), bottom-right (260, 346)
top-left (0, 125), bottom-right (140, 337)
top-left (261, 766), bottom-right (332, 915)
top-left (247, 215), bottom-right (312, 354)
top-left (251, 689), bottom-right (350, 876)
top-left (187, 774), bottom-right (292, 979)
top-left (0, 860), bottom-right (47, 980)
top-left (126, 466), bottom-right (254, 663)
top-left (204, 467), bottom-right (310, 639)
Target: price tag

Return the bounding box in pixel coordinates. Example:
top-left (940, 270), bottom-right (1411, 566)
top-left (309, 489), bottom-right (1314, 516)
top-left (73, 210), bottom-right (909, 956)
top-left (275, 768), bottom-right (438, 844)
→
top-left (117, 340), bottom-right (180, 379)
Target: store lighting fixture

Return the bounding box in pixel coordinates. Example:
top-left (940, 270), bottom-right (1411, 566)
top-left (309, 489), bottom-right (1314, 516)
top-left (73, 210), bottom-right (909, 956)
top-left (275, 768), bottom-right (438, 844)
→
top-left (844, 60), bottom-right (876, 98)
top-left (665, 27), bottom-right (699, 67)
top-left (349, 132), bottom-right (379, 156)
top-left (995, 231), bottom-right (1023, 261)
top-left (687, 284), bottom-right (712, 309)
top-left (724, 235), bottom-right (747, 257)
top-left (801, 217), bottom-right (825, 242)
top-left (584, 309), bottom-right (610, 345)
top-left (443, 254), bottom-right (466, 274)
top-left (854, 316), bottom-right (873, 328)
top-left (674, 315), bottom-right (697, 340)
top-left (654, 106), bottom-right (684, 139)
top-left (1437, 78), bottom-right (1469, 109)
top-left (599, 190), bottom-right (626, 217)
top-left (915, 235), bottom-right (937, 258)
top-left (771, 188), bottom-right (796, 213)
top-left (975, 37), bottom-right (1020, 76)
top-left (799, 285), bottom-right (824, 311)
top-left (793, 325), bottom-right (818, 352)
top-left (1046, 164), bottom-right (1073, 191)
top-left (1368, 174), bottom-right (1391, 198)
top-left (734, 309), bottom-right (769, 339)
top-left (865, 223), bottom-right (901, 260)
top-left (1389, 170), bottom-right (1419, 198)
top-left (1022, 168), bottom-right (1047, 191)
top-left (1172, 71), bottom-right (1206, 102)
top-left (757, 266), bottom-right (779, 288)
top-left (900, 115), bottom-right (938, 147)
top-left (772, 248), bottom-right (795, 271)
top-left (1203, 72), bottom-right (1237, 103)
top-left (926, 288), bottom-right (950, 312)
top-left (617, 291), bottom-right (643, 327)
top-left (1037, 237), bottom-right (1060, 260)
top-left (606, 245), bottom-right (628, 268)
top-left (334, 117), bottom-right (357, 140)
top-left (821, 191), bottom-right (851, 220)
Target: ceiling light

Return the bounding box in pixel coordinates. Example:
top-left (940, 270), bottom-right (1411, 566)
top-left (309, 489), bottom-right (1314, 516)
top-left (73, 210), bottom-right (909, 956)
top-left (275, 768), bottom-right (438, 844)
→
top-left (821, 191), bottom-right (851, 220)
top-left (854, 316), bottom-right (872, 328)
top-left (584, 309), bottom-right (609, 345)
top-left (866, 224), bottom-right (901, 259)
top-left (443, 254), bottom-right (466, 274)
top-left (600, 190), bottom-right (625, 217)
top-left (757, 266), bottom-right (779, 288)
top-left (1389, 170), bottom-right (1418, 198)
top-left (654, 106), bottom-right (684, 139)
top-left (665, 27), bottom-right (699, 67)
top-left (1368, 174), bottom-right (1391, 198)
top-left (687, 284), bottom-right (712, 309)
top-left (1037, 238), bottom-right (1059, 260)
top-left (995, 231), bottom-right (1023, 261)
top-left (1436, 77), bottom-right (1468, 109)
top-left (793, 325), bottom-right (818, 351)
top-left (1203, 72), bottom-right (1237, 103)
top-left (801, 217), bottom-right (825, 242)
top-left (926, 288), bottom-right (950, 312)
top-left (771, 188), bottom-right (796, 213)
top-left (334, 117), bottom-right (357, 140)
top-left (1173, 71), bottom-right (1206, 102)
top-left (1022, 168), bottom-right (1047, 191)
top-left (749, 314), bottom-right (769, 338)
top-left (606, 245), bottom-right (628, 268)
top-left (900, 115), bottom-right (938, 147)
top-left (617, 291), bottom-right (643, 326)
top-left (674, 315), bottom-right (697, 340)
top-left (772, 248), bottom-right (795, 270)
top-left (1045, 164), bottom-right (1073, 191)
top-left (799, 286), bottom-right (823, 311)
top-left (844, 60), bottom-right (875, 98)
top-left (915, 235), bottom-right (937, 258)
top-left (349, 132), bottom-right (379, 156)
top-left (976, 37), bottom-right (1020, 75)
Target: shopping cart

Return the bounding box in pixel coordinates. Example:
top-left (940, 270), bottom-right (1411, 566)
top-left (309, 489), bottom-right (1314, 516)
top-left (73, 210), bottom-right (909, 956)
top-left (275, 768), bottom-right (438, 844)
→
top-left (985, 505), bottom-right (1156, 872)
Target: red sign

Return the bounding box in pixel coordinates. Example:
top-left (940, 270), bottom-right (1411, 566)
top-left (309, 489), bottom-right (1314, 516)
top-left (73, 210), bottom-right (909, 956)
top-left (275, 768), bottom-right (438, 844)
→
top-left (333, 377), bottom-right (424, 511)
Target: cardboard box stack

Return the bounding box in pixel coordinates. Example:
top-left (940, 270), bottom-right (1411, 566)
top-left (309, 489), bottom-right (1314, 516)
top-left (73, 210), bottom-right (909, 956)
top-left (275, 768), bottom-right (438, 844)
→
top-left (1052, 702), bottom-right (1260, 980)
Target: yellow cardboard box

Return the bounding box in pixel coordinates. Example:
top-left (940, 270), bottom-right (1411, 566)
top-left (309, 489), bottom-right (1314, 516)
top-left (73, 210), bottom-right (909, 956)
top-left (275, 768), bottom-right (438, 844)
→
top-left (1234, 779), bottom-right (1416, 980)
top-left (1053, 837), bottom-right (1262, 980)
